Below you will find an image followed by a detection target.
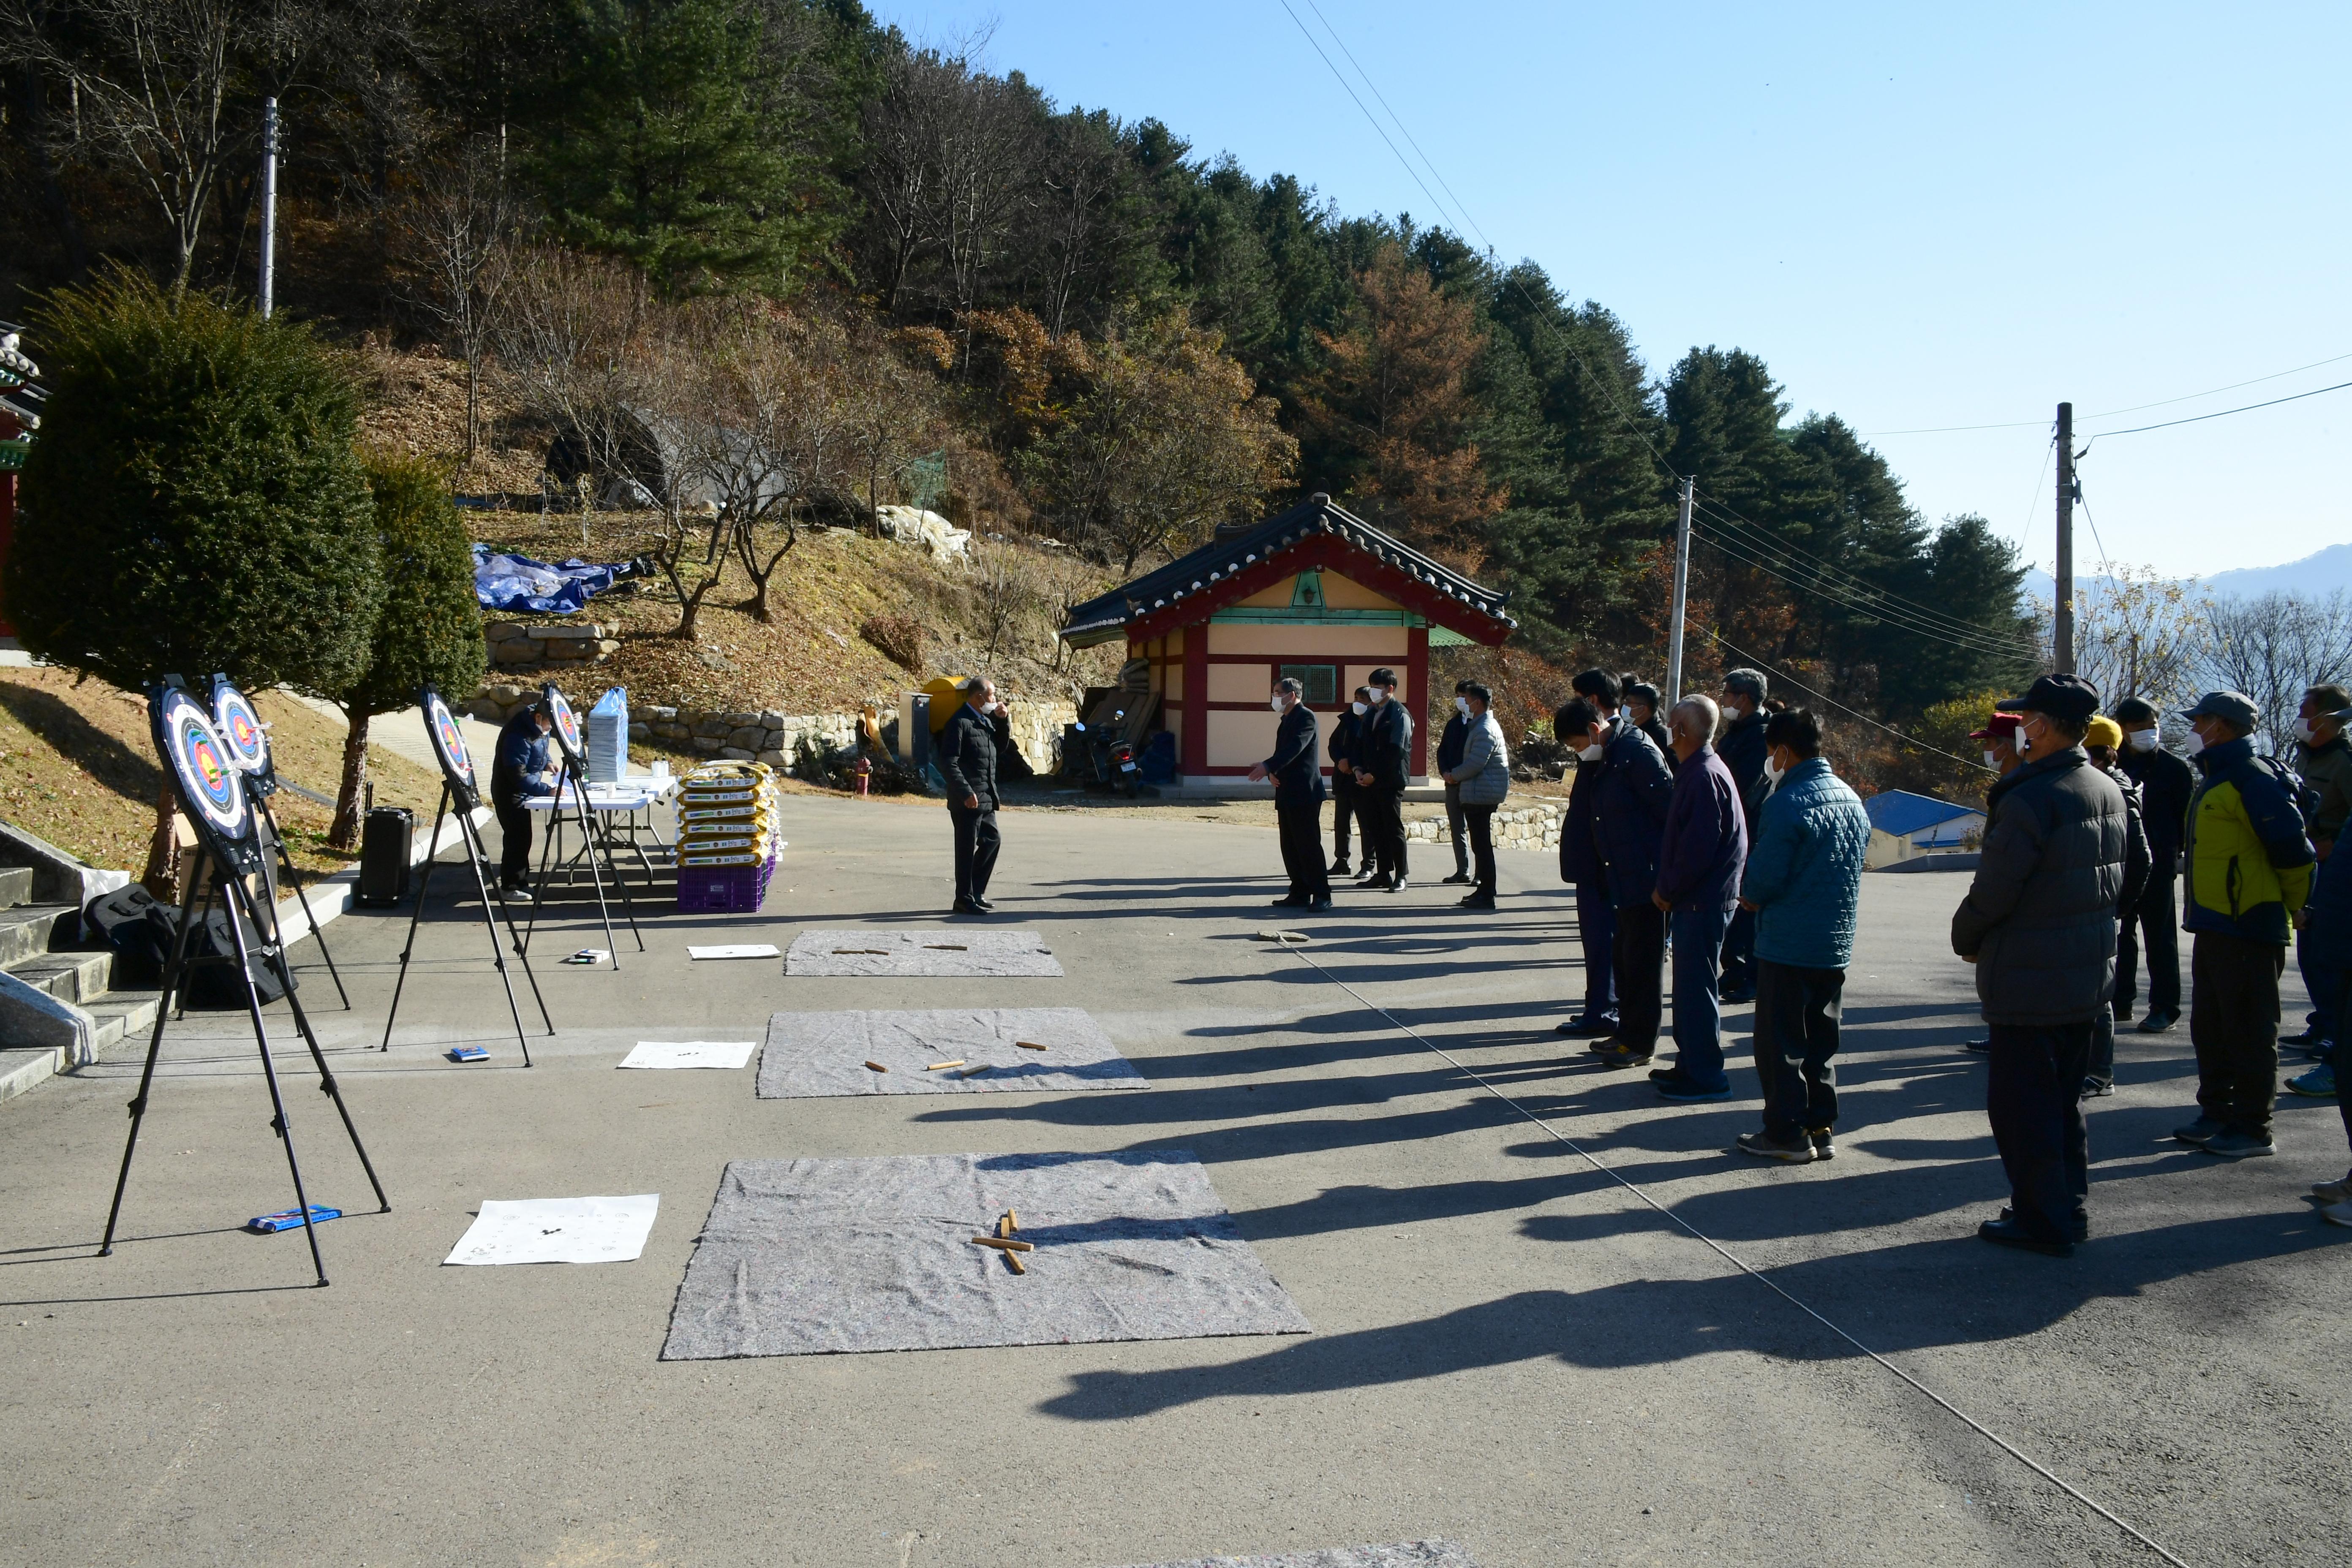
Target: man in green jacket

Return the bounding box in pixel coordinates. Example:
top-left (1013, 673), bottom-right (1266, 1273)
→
top-left (2175, 691), bottom-right (2317, 1159)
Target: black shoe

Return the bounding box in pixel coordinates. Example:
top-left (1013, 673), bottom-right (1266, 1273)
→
top-left (2172, 1116), bottom-right (2225, 1146)
top-left (1328, 860), bottom-right (1352, 877)
top-left (952, 897), bottom-right (985, 915)
top-left (1457, 893), bottom-right (1496, 909)
top-left (2136, 1008), bottom-right (2178, 1034)
top-left (2000, 1205), bottom-right (2089, 1242)
top-left (1735, 1130), bottom-right (1816, 1164)
top-left (2080, 1078), bottom-right (2114, 1099)
top-left (1591, 1039), bottom-right (1653, 1068)
top-left (1720, 984), bottom-right (1756, 1005)
top-left (1271, 894), bottom-right (1310, 907)
top-left (2282, 1027), bottom-right (2325, 1047)
top-left (1385, 877), bottom-right (1409, 894)
top-left (1961, 1038), bottom-right (1990, 1054)
top-left (1648, 1066), bottom-right (1681, 1083)
top-left (971, 896), bottom-right (996, 912)
top-left (1308, 896), bottom-right (1333, 913)
top-left (1557, 1013), bottom-right (1619, 1038)
top-left (1441, 871), bottom-right (1473, 885)
top-left (1978, 1217), bottom-right (2073, 1257)
top-left (1656, 1075), bottom-right (1732, 1102)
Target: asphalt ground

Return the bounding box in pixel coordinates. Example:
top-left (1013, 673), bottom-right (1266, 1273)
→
top-left (1, 794), bottom-right (2344, 1568)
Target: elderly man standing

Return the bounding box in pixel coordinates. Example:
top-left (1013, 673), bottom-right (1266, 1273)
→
top-left (1555, 691), bottom-right (1620, 1037)
top-left (1250, 676), bottom-right (1332, 912)
top-left (1715, 669), bottom-right (1772, 1002)
top-left (1649, 695), bottom-right (1747, 1100)
top-left (1440, 683), bottom-right (1509, 909)
top-left (2175, 690), bottom-right (2316, 1158)
top-left (1733, 708), bottom-right (1870, 1161)
top-left (2081, 716), bottom-right (2152, 1098)
top-left (938, 676), bottom-right (1004, 916)
top-left (1561, 681), bottom-right (1675, 1067)
top-left (1951, 675), bottom-right (2129, 1254)
top-left (2112, 696), bottom-right (2194, 1035)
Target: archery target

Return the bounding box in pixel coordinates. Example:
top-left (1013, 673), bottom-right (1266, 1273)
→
top-left (425, 691), bottom-right (476, 787)
top-left (545, 685), bottom-right (584, 763)
top-left (158, 687), bottom-right (252, 847)
top-left (212, 682), bottom-right (270, 774)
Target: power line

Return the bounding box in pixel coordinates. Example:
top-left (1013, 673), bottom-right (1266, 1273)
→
top-left (2080, 377), bottom-right (2352, 441)
top-left (1687, 504), bottom-right (2030, 648)
top-left (1296, 0), bottom-right (1482, 242)
top-left (1699, 627), bottom-right (1997, 775)
top-left (1271, 1), bottom-right (1461, 239)
top-left (1865, 349), bottom-right (2352, 436)
top-left (1688, 522), bottom-right (2036, 661)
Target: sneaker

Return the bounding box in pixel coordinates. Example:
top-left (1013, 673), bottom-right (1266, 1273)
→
top-left (1440, 871), bottom-right (1473, 885)
top-left (2282, 1027), bottom-right (2325, 1047)
top-left (2201, 1130), bottom-right (2276, 1159)
top-left (1809, 1129), bottom-right (1836, 1160)
top-left (1735, 1130), bottom-right (1816, 1163)
top-left (2324, 1199), bottom-right (2352, 1228)
top-left (2287, 1064), bottom-right (2338, 1098)
top-left (500, 882), bottom-right (535, 904)
top-left (1656, 1076), bottom-right (1732, 1102)
top-left (2136, 1008), bottom-right (2179, 1034)
top-left (1961, 1038), bottom-right (1990, 1054)
top-left (2309, 1171), bottom-right (2352, 1203)
top-left (1978, 1216), bottom-right (2074, 1257)
top-left (2292, 1038), bottom-right (2336, 1062)
top-left (1557, 1013), bottom-right (1619, 1037)
top-left (1591, 1040), bottom-right (1654, 1068)
top-left (1647, 1066), bottom-right (1680, 1083)
top-left (2080, 1079), bottom-right (2115, 1098)
top-left (2172, 1116), bottom-right (2225, 1146)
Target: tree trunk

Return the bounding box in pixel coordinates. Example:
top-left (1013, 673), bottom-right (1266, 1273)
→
top-left (142, 784), bottom-right (181, 901)
top-left (463, 354), bottom-right (482, 462)
top-left (329, 708), bottom-right (371, 852)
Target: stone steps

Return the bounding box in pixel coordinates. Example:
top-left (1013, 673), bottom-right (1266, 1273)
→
top-left (0, 864), bottom-right (32, 910)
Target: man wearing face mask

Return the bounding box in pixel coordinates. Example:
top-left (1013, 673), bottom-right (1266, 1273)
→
top-left (1327, 686), bottom-right (1371, 879)
top-left (1440, 683), bottom-right (1510, 908)
top-left (2173, 690), bottom-right (2316, 1158)
top-left (1250, 677), bottom-right (1332, 911)
top-left (1436, 679), bottom-right (1477, 885)
top-left (1951, 674), bottom-right (2128, 1254)
top-left (1352, 668), bottom-right (1413, 892)
top-left (1566, 674), bottom-right (1676, 1066)
top-left (1715, 669), bottom-right (1772, 1004)
top-left (1555, 691), bottom-right (1620, 1037)
top-left (2080, 716), bottom-right (2152, 1098)
top-left (2284, 683), bottom-right (2352, 1081)
top-left (1624, 681), bottom-right (1672, 756)
top-left (2112, 696), bottom-right (2194, 1035)
top-left (1952, 711), bottom-right (2028, 1055)
top-left (938, 676), bottom-right (1004, 916)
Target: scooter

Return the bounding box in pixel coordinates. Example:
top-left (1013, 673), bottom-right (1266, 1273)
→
top-left (1068, 712), bottom-right (1140, 797)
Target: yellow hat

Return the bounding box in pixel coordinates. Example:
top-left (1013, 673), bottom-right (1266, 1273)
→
top-left (2085, 715), bottom-right (2123, 749)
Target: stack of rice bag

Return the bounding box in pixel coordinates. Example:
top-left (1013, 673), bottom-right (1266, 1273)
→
top-left (674, 760), bottom-right (782, 912)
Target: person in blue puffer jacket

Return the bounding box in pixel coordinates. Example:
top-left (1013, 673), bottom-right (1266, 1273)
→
top-left (1730, 708), bottom-right (1870, 1164)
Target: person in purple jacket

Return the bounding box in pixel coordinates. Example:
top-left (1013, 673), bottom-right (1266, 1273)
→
top-left (1648, 695), bottom-right (1748, 1099)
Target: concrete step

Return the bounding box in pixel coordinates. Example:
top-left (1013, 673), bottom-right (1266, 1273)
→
top-left (0, 988), bottom-right (161, 1105)
top-left (7, 950), bottom-right (114, 1004)
top-left (0, 865), bottom-right (31, 910)
top-left (0, 904), bottom-right (76, 969)
top-left (84, 991), bottom-right (161, 1054)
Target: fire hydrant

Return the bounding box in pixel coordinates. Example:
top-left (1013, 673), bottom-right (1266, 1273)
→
top-left (853, 755), bottom-right (871, 797)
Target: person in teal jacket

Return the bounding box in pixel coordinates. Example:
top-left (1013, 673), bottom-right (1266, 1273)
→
top-left (1731, 708), bottom-right (1871, 1164)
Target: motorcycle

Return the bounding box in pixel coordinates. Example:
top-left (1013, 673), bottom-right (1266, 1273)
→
top-left (1067, 711), bottom-right (1140, 798)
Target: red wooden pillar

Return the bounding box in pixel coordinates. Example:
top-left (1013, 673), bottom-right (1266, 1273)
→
top-left (1406, 623), bottom-right (1430, 780)
top-left (1181, 621), bottom-right (1209, 779)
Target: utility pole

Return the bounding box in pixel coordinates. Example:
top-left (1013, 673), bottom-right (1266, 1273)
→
top-left (1665, 476), bottom-right (1694, 702)
top-left (258, 98), bottom-right (279, 319)
top-left (2053, 401), bottom-right (2074, 674)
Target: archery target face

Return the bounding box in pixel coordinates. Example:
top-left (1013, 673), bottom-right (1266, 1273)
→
top-left (160, 688), bottom-right (251, 846)
top-left (212, 683), bottom-right (270, 774)
top-left (426, 692), bottom-right (476, 786)
top-left (545, 686), bottom-right (584, 762)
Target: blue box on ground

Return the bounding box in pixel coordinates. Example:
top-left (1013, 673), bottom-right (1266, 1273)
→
top-left (248, 1204), bottom-right (341, 1234)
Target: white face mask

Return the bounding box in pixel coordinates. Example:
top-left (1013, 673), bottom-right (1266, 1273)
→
top-left (1269, 695), bottom-right (1286, 713)
top-left (1577, 741), bottom-right (1606, 763)
top-left (2127, 728), bottom-right (2160, 752)
top-left (1455, 696), bottom-right (1470, 716)
top-left (1368, 689), bottom-right (1388, 705)
top-left (2296, 719), bottom-right (2317, 745)
top-left (1983, 750), bottom-right (2001, 770)
top-left (2182, 730), bottom-right (2206, 757)
top-left (1764, 756), bottom-right (1786, 781)
top-left (1351, 701), bottom-right (1367, 716)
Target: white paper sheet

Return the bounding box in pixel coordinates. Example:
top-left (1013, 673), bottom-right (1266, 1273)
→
top-left (443, 1195), bottom-right (661, 1266)
top-left (619, 1040), bottom-right (758, 1070)
top-left (687, 944), bottom-right (781, 961)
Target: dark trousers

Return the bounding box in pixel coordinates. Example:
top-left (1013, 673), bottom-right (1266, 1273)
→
top-left (1444, 785), bottom-right (1470, 875)
top-left (494, 795), bottom-right (533, 885)
top-left (2116, 870), bottom-right (2180, 1018)
top-left (2330, 967), bottom-right (2352, 1155)
top-left (2191, 931), bottom-right (2285, 1135)
top-left (1669, 905), bottom-right (1734, 1089)
top-left (1575, 882), bottom-right (1618, 1023)
top-left (2086, 1009), bottom-right (2116, 1091)
top-left (1753, 959), bottom-right (1844, 1138)
top-left (2299, 926), bottom-right (2341, 1039)
top-left (949, 804), bottom-right (1001, 903)
top-left (1612, 901), bottom-right (1667, 1047)
top-left (1361, 786), bottom-right (1407, 881)
top-left (1720, 904), bottom-right (1757, 994)
top-left (1462, 803), bottom-right (1496, 895)
top-left (1987, 1022), bottom-right (2093, 1239)
top-left (1331, 782), bottom-right (1357, 868)
top-left (1277, 800), bottom-right (1331, 899)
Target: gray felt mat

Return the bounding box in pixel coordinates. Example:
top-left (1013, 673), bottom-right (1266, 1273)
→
top-left (1107, 1545), bottom-right (1476, 1568)
top-left (757, 1008), bottom-right (1148, 1097)
top-left (660, 1152), bottom-right (1309, 1359)
top-left (782, 928), bottom-right (1063, 977)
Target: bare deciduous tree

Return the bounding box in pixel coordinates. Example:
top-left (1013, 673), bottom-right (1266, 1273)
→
top-left (2058, 561), bottom-right (2211, 715)
top-left (2201, 590), bottom-right (2352, 749)
top-left (397, 132), bottom-right (518, 461)
top-left (492, 245), bottom-right (648, 488)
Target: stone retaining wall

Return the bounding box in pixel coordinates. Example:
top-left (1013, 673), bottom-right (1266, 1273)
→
top-left (484, 621), bottom-right (620, 667)
top-left (1402, 800), bottom-right (1565, 851)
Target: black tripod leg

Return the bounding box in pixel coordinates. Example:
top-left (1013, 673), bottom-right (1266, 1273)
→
top-left (262, 798), bottom-right (350, 1010)
top-left (171, 879), bottom-right (218, 1023)
top-left (242, 879), bottom-right (389, 1214)
top-left (522, 790), bottom-right (555, 956)
top-left (591, 805), bottom-right (645, 953)
top-left (381, 787), bottom-right (449, 1052)
top-left (459, 812), bottom-right (541, 1064)
top-left (568, 768), bottom-right (624, 966)
top-left (219, 888), bottom-right (329, 1286)
top-left (99, 875), bottom-right (205, 1257)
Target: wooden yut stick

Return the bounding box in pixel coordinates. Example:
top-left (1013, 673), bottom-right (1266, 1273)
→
top-left (1002, 1209), bottom-right (1019, 1235)
top-left (1015, 1040), bottom-right (1047, 1051)
top-left (864, 1060), bottom-right (889, 1073)
top-left (958, 1064), bottom-right (991, 1078)
top-left (925, 1059), bottom-right (965, 1071)
top-left (969, 1235), bottom-right (1035, 1252)
top-left (1003, 1249), bottom-right (1025, 1274)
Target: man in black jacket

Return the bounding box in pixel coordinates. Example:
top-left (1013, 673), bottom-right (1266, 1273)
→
top-left (1351, 668), bottom-right (1413, 893)
top-left (1950, 674), bottom-right (2129, 1255)
top-left (2082, 716), bottom-right (2153, 1096)
top-left (2112, 695), bottom-right (2193, 1032)
top-left (1328, 687), bottom-right (1369, 877)
top-left (1250, 677), bottom-right (1332, 910)
top-left (1715, 668), bottom-right (1771, 1001)
top-left (1562, 682), bottom-right (1676, 1064)
top-left (1555, 674), bottom-right (1623, 1037)
top-left (938, 677), bottom-right (1003, 915)
top-left (490, 701), bottom-right (559, 900)
top-left (1437, 678), bottom-right (1475, 885)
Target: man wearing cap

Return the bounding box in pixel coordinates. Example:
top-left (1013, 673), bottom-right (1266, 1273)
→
top-left (2174, 690), bottom-right (2316, 1158)
top-left (1957, 710), bottom-right (2028, 1054)
top-left (2112, 696), bottom-right (2194, 1034)
top-left (1716, 669), bottom-right (1772, 1003)
top-left (1555, 672), bottom-right (1625, 1037)
top-left (1563, 679), bottom-right (1676, 1066)
top-left (2284, 684), bottom-right (2352, 1087)
top-left (2080, 717), bottom-right (2152, 1097)
top-left (1951, 674), bottom-right (2130, 1254)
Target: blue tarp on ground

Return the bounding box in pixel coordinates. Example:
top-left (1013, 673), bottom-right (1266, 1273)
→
top-left (473, 545), bottom-right (630, 615)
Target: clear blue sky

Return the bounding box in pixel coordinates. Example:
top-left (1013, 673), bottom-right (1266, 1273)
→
top-left (867, 1), bottom-right (2349, 580)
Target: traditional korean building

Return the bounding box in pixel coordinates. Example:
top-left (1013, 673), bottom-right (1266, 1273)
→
top-left (1058, 493), bottom-right (1516, 784)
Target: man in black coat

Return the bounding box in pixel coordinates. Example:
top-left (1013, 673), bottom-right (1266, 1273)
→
top-left (1715, 668), bottom-right (1772, 1001)
top-left (1555, 672), bottom-right (1624, 1037)
top-left (2112, 695), bottom-right (2193, 1032)
top-left (937, 677), bottom-right (1003, 915)
top-left (1437, 679), bottom-right (1475, 884)
top-left (1328, 686), bottom-right (1370, 878)
top-left (1560, 675), bottom-right (1676, 1062)
top-left (1350, 667), bottom-right (1413, 893)
top-left (490, 700), bottom-right (559, 900)
top-left (2082, 716), bottom-right (2153, 1096)
top-left (1250, 676), bottom-right (1332, 910)
top-left (1951, 674), bottom-right (2129, 1255)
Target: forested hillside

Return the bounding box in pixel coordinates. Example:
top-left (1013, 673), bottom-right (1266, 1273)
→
top-left (0, 0), bottom-right (2038, 738)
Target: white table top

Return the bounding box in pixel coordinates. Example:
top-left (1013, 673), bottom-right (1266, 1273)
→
top-left (521, 776), bottom-right (682, 811)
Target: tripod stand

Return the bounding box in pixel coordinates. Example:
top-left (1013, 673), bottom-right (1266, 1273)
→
top-left (378, 782), bottom-right (552, 1062)
top-left (520, 757), bottom-right (643, 964)
top-left (250, 791), bottom-right (350, 1008)
top-left (100, 857), bottom-right (388, 1287)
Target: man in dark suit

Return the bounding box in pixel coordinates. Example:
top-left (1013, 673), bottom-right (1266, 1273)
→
top-left (2112, 695), bottom-right (2193, 1032)
top-left (1715, 668), bottom-right (1772, 1002)
top-left (1556, 672), bottom-right (1625, 1037)
top-left (938, 677), bottom-right (1003, 915)
top-left (1328, 686), bottom-right (1370, 878)
top-left (1560, 681), bottom-right (1676, 1065)
top-left (1351, 667), bottom-right (1413, 893)
top-left (1437, 678), bottom-right (1475, 885)
top-left (1250, 676), bottom-right (1332, 910)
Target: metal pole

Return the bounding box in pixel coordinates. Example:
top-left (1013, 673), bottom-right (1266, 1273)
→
top-left (1665, 476), bottom-right (1694, 701)
top-left (2053, 402), bottom-right (2074, 674)
top-left (258, 98), bottom-right (279, 318)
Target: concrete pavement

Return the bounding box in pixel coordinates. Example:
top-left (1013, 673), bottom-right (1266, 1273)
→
top-left (0, 794), bottom-right (2342, 1567)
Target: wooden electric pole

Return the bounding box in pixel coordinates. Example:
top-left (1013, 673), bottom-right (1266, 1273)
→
top-left (2053, 401), bottom-right (2074, 674)
top-left (1665, 476), bottom-right (1693, 702)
